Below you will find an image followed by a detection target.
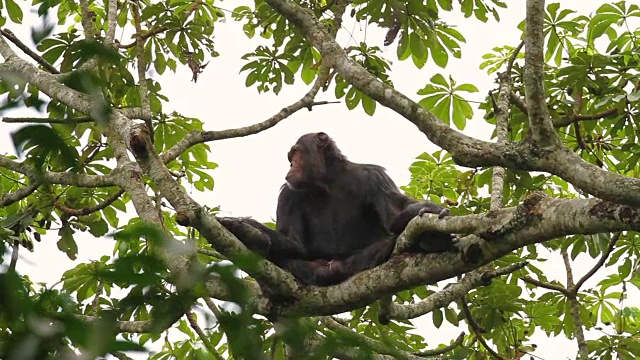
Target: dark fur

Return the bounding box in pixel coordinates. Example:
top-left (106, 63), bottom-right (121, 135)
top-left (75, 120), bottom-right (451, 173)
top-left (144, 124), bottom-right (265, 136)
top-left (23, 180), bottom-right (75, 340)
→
top-left (221, 132), bottom-right (456, 286)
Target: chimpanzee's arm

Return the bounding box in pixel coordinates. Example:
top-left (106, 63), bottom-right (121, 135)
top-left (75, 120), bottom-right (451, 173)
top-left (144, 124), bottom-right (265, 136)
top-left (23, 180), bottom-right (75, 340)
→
top-left (362, 165), bottom-right (448, 232)
top-left (389, 200), bottom-right (450, 234)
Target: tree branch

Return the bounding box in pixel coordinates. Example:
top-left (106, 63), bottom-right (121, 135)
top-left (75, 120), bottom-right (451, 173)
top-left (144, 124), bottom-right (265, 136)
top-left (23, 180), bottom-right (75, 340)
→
top-left (383, 263), bottom-right (527, 321)
top-left (521, 276), bottom-right (571, 296)
top-left (414, 332), bottom-right (465, 357)
top-left (186, 311), bottom-right (225, 360)
top-left (523, 0), bottom-right (559, 146)
top-left (461, 298), bottom-right (507, 360)
top-left (131, 0), bottom-right (153, 135)
top-left (241, 196), bottom-right (640, 318)
top-left (0, 29), bottom-right (59, 74)
top-left (553, 108), bottom-right (619, 127)
top-left (572, 233), bottom-right (620, 292)
top-left (320, 316), bottom-right (424, 360)
top-left (117, 26), bottom-right (170, 49)
top-left (2, 116), bottom-right (93, 124)
top-left (159, 74), bottom-right (334, 164)
top-left (0, 181), bottom-right (39, 207)
top-left (78, 0), bottom-right (97, 39)
top-left (76, 314), bottom-right (183, 333)
top-left (54, 189), bottom-right (125, 217)
top-left (0, 154), bottom-right (118, 188)
top-left (104, 0), bottom-right (118, 46)
top-left (562, 250), bottom-right (589, 360)
top-left (262, 0), bottom-right (510, 168)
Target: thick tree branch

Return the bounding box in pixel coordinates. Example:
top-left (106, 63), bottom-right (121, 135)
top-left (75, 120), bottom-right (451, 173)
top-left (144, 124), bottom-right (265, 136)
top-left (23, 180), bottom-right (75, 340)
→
top-left (261, 196), bottom-right (640, 318)
top-left (262, 0), bottom-right (510, 168)
top-left (523, 0), bottom-right (559, 146)
top-left (542, 147), bottom-right (640, 206)
top-left (111, 112), bottom-right (301, 297)
top-left (261, 0), bottom-right (640, 208)
top-left (78, 0), bottom-right (97, 39)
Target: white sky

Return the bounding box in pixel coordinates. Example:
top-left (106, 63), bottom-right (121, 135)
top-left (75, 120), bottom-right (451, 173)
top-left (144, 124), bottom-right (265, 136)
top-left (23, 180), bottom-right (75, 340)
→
top-left (3, 1), bottom-right (634, 359)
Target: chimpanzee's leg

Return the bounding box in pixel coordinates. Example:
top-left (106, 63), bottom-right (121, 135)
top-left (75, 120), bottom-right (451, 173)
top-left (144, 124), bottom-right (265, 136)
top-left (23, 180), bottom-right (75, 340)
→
top-left (217, 217), bottom-right (307, 260)
top-left (282, 239), bottom-right (395, 286)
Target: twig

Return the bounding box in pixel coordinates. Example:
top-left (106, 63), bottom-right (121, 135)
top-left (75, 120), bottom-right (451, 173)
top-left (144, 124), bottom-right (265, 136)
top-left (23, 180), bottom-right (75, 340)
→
top-left (2, 116), bottom-right (93, 124)
top-left (461, 298), bottom-right (507, 360)
top-left (9, 242), bottom-right (19, 270)
top-left (54, 189), bottom-right (125, 216)
top-left (110, 352), bottom-right (134, 360)
top-left (553, 108), bottom-right (619, 127)
top-left (202, 297), bottom-right (223, 318)
top-left (117, 26), bottom-right (169, 49)
top-left (573, 233), bottom-right (620, 292)
top-left (414, 332), bottom-right (465, 357)
top-left (91, 281), bottom-right (104, 314)
top-left (0, 29), bottom-right (59, 74)
top-left (506, 41), bottom-right (524, 75)
top-left (159, 80), bottom-right (334, 164)
top-left (509, 92), bottom-right (528, 114)
top-left (186, 311), bottom-right (225, 360)
top-left (521, 276), bottom-right (570, 296)
top-left (320, 316), bottom-right (422, 360)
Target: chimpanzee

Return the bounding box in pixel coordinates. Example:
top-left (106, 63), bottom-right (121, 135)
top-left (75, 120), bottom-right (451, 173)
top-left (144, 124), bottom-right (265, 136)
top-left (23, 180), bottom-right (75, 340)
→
top-left (218, 132), bottom-right (457, 286)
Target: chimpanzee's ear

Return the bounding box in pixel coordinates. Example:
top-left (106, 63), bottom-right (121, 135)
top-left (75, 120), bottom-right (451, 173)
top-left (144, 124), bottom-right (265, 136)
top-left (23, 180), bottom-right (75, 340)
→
top-left (316, 132), bottom-right (329, 147)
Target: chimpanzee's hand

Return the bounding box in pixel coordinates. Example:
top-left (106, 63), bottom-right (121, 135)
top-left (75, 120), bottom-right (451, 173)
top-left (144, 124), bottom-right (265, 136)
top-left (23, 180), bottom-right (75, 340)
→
top-left (418, 206), bottom-right (451, 219)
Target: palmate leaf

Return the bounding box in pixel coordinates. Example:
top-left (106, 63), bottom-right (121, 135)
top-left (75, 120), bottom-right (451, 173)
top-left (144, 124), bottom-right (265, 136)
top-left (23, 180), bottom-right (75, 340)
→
top-left (417, 74), bottom-right (478, 129)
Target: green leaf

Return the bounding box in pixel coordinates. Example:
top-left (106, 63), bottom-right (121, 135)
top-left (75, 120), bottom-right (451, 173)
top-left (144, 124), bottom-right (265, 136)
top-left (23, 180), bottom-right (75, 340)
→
top-left (397, 32), bottom-right (411, 61)
top-left (58, 222), bottom-right (78, 260)
top-left (5, 0), bottom-right (23, 23)
top-left (361, 95), bottom-right (376, 116)
top-left (432, 308), bottom-right (443, 328)
top-left (409, 32), bottom-right (427, 66)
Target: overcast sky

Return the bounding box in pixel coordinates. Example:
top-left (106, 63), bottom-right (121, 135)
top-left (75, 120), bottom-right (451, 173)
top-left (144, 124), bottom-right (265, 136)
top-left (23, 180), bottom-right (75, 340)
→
top-left (3, 1), bottom-right (633, 359)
